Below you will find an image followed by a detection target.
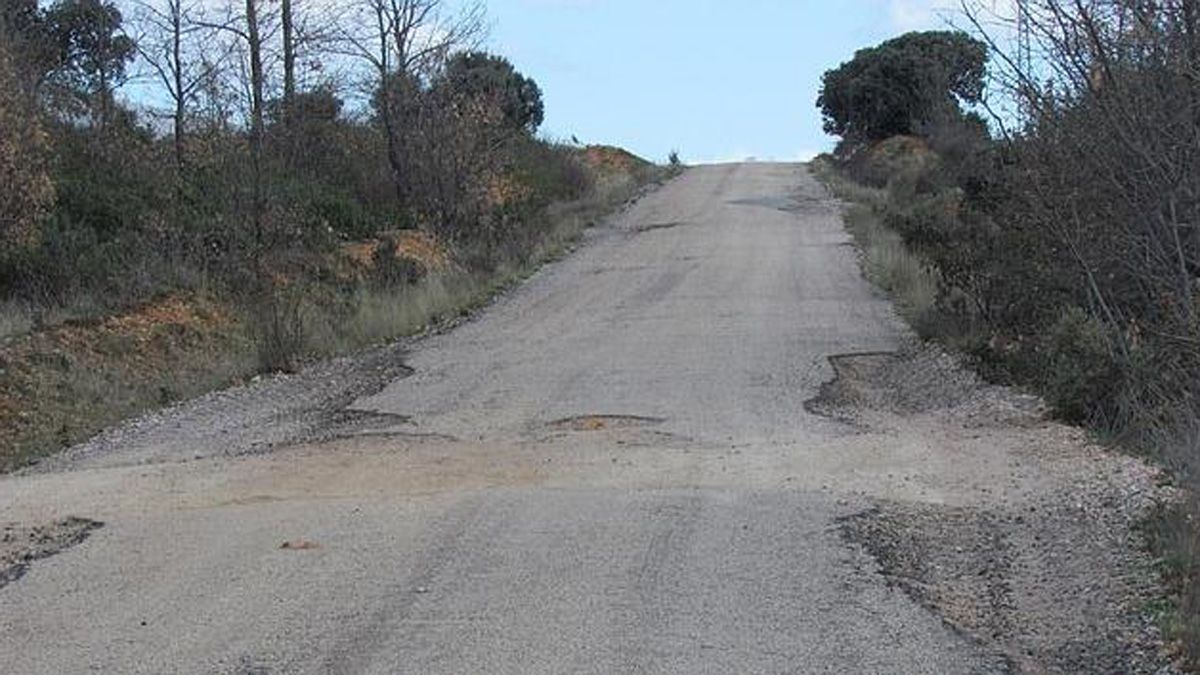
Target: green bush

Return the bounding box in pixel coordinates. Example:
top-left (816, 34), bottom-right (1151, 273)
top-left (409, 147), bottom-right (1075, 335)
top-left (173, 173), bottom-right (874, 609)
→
top-left (1041, 307), bottom-right (1123, 423)
top-left (309, 193), bottom-right (373, 240)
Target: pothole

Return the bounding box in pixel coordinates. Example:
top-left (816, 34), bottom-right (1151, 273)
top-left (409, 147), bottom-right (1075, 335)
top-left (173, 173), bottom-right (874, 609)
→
top-left (804, 346), bottom-right (1029, 422)
top-left (1, 517), bottom-right (104, 590)
top-left (548, 414), bottom-right (666, 432)
top-left (634, 221), bottom-right (686, 234)
top-left (803, 351), bottom-right (898, 420)
top-left (308, 409), bottom-right (417, 441)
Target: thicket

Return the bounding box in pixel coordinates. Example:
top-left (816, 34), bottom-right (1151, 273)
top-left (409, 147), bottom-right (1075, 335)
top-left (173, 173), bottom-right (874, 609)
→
top-left (819, 4), bottom-right (1200, 661)
top-left (0, 0), bottom-right (600, 369)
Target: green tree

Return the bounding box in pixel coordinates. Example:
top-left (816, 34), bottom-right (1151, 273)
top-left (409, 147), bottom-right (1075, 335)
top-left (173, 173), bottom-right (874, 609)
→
top-left (817, 31), bottom-right (987, 145)
top-left (437, 51), bottom-right (544, 133)
top-left (44, 0), bottom-right (135, 126)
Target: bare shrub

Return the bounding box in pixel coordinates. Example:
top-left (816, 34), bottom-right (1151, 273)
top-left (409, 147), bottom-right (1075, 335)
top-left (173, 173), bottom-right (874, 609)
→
top-left (251, 284), bottom-right (307, 374)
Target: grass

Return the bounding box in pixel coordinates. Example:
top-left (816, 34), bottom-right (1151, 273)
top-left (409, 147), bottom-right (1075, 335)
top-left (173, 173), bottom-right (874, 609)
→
top-left (1145, 497), bottom-right (1200, 663)
top-left (0, 293), bottom-right (258, 470)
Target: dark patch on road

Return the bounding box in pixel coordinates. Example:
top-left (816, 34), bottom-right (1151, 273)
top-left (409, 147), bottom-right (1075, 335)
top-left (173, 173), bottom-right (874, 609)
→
top-left (1, 517), bottom-right (103, 590)
top-left (634, 221), bottom-right (687, 234)
top-left (727, 195), bottom-right (799, 211)
top-left (839, 501), bottom-right (1172, 674)
top-left (589, 264), bottom-right (651, 275)
top-left (548, 414), bottom-right (667, 432)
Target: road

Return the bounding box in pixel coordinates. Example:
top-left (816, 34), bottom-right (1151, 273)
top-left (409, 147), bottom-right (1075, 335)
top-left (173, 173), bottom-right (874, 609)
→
top-left (0, 164), bottom-right (1162, 673)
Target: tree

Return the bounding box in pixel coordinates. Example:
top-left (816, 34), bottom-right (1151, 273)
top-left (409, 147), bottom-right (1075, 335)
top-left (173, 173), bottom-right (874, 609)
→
top-left (131, 0), bottom-right (228, 174)
top-left (335, 0), bottom-right (485, 202)
top-left (44, 0), bottom-right (136, 127)
top-left (281, 0), bottom-right (296, 113)
top-left (0, 41), bottom-right (54, 261)
top-left (817, 31), bottom-right (988, 145)
top-left (436, 51), bottom-right (543, 133)
top-left (1, 0), bottom-right (60, 90)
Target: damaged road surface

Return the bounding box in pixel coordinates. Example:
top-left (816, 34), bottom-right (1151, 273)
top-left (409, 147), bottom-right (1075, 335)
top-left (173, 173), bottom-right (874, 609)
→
top-left (0, 164), bottom-right (1174, 673)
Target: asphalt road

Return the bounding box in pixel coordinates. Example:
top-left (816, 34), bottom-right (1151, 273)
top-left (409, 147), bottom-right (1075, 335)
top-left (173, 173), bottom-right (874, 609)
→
top-left (0, 164), bottom-right (1010, 673)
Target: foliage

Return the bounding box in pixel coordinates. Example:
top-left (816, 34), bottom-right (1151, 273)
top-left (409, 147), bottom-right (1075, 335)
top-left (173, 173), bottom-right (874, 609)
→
top-left (817, 31), bottom-right (987, 145)
top-left (437, 51), bottom-right (545, 133)
top-left (0, 41), bottom-right (55, 262)
top-left (1041, 307), bottom-right (1124, 423)
top-left (43, 0), bottom-right (136, 121)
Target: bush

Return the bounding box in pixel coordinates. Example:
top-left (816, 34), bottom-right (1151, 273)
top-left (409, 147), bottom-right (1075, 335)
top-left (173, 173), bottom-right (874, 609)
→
top-left (307, 192), bottom-right (374, 241)
top-left (1040, 307), bottom-right (1124, 424)
top-left (251, 285), bottom-right (307, 374)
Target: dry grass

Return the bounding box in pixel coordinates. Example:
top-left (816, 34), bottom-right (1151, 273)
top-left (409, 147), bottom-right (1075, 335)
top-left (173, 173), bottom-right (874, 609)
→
top-left (0, 293), bottom-right (256, 470)
top-left (812, 158), bottom-right (940, 332)
top-left (308, 164), bottom-right (653, 356)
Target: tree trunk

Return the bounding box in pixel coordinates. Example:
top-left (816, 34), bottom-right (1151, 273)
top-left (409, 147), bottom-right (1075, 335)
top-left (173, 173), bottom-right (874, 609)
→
top-left (281, 0), bottom-right (295, 118)
top-left (171, 0), bottom-right (185, 175)
top-left (245, 0), bottom-right (266, 260)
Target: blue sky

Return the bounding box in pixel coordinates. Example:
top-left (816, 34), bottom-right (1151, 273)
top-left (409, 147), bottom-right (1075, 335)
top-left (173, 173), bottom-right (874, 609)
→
top-left (485, 0), bottom-right (960, 163)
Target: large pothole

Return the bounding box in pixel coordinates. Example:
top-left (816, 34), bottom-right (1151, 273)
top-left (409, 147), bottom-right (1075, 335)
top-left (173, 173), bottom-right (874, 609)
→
top-left (1, 517), bottom-right (103, 590)
top-left (805, 345), bottom-right (1041, 425)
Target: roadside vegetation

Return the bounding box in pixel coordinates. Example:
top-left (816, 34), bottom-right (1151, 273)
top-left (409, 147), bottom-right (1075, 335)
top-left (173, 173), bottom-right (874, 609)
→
top-left (0, 0), bottom-right (674, 470)
top-left (813, 5), bottom-right (1200, 667)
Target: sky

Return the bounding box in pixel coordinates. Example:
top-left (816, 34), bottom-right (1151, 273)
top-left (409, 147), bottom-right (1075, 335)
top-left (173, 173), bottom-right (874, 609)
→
top-left (485, 0), bottom-right (962, 164)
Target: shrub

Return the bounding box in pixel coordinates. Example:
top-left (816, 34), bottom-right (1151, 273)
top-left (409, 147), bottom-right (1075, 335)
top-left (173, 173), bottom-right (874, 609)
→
top-left (1041, 307), bottom-right (1123, 424)
top-left (251, 285), bottom-right (308, 374)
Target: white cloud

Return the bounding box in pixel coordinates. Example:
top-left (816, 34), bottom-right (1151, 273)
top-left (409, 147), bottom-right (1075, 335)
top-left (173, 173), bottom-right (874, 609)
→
top-left (888, 0), bottom-right (960, 32)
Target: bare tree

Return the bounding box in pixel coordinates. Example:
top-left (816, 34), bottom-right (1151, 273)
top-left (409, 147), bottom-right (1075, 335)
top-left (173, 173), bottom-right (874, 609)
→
top-left (963, 0), bottom-right (1200, 407)
top-left (281, 0), bottom-right (295, 113)
top-left (332, 0), bottom-right (485, 203)
top-left (131, 0), bottom-right (231, 174)
top-left (195, 0), bottom-right (272, 258)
